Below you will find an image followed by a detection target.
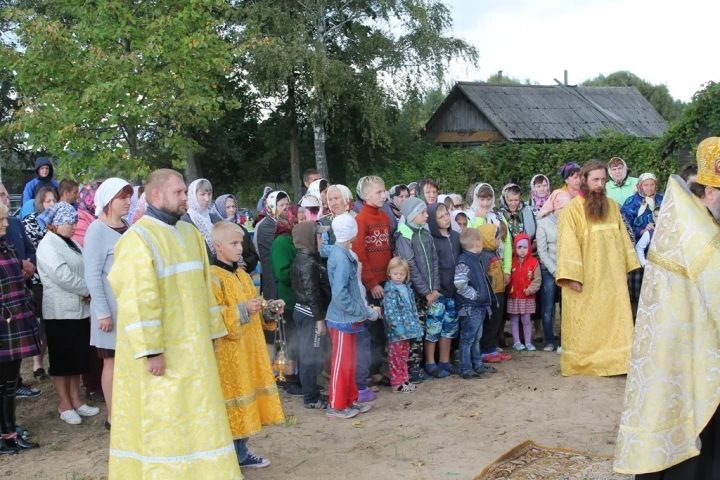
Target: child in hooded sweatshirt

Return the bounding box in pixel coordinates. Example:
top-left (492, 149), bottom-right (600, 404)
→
top-left (394, 197), bottom-right (440, 382)
top-left (507, 233), bottom-right (541, 351)
top-left (478, 224), bottom-right (512, 363)
top-left (427, 202), bottom-right (461, 376)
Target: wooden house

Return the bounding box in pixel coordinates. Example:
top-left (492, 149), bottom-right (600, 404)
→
top-left (425, 82), bottom-right (668, 145)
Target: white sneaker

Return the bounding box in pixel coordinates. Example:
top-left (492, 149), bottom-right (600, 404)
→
top-left (543, 344), bottom-right (555, 352)
top-left (60, 409), bottom-right (82, 425)
top-left (556, 346), bottom-right (562, 355)
top-left (75, 404), bottom-right (100, 417)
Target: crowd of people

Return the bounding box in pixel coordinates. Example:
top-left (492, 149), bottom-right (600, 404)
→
top-left (0, 148), bottom-right (710, 478)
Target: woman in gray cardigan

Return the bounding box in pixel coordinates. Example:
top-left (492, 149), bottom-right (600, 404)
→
top-left (83, 178), bottom-right (133, 430)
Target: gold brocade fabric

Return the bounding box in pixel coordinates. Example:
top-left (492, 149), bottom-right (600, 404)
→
top-left (614, 176), bottom-right (720, 474)
top-left (108, 218), bottom-right (241, 479)
top-left (556, 197), bottom-right (640, 377)
top-left (211, 265), bottom-right (285, 439)
top-left (476, 441), bottom-right (630, 479)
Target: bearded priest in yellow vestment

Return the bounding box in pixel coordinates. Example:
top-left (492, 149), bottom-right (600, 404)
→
top-left (108, 170), bottom-right (241, 479)
top-left (556, 160), bottom-right (640, 377)
top-left (615, 139), bottom-right (720, 477)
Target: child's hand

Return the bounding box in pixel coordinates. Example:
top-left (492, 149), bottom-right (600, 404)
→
top-left (373, 306), bottom-right (382, 319)
top-left (504, 274), bottom-right (510, 286)
top-left (246, 299), bottom-right (262, 315)
top-left (425, 290), bottom-right (439, 306)
top-left (315, 320), bottom-right (327, 336)
top-left (523, 288), bottom-right (531, 296)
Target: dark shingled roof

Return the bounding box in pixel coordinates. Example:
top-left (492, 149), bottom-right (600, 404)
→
top-left (427, 82), bottom-right (668, 141)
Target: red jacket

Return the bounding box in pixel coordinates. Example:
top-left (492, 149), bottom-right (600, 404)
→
top-left (508, 233), bottom-right (540, 300)
top-left (353, 203), bottom-right (393, 291)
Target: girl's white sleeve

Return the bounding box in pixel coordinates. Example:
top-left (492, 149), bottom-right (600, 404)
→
top-left (635, 231), bottom-right (651, 267)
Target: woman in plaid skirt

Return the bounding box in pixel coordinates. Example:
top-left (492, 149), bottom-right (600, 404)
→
top-left (0, 202), bottom-right (41, 454)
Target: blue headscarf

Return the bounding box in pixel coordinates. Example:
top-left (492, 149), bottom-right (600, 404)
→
top-left (37, 201), bottom-right (78, 229)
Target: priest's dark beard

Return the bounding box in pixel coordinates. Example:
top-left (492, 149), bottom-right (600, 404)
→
top-left (583, 188), bottom-right (610, 222)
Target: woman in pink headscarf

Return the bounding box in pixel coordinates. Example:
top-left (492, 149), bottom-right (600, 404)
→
top-left (536, 190), bottom-right (572, 353)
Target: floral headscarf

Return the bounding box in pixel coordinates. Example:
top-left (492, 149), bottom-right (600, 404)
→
top-left (266, 191), bottom-right (289, 219)
top-left (529, 174), bottom-right (551, 213)
top-left (78, 182), bottom-right (101, 214)
top-left (133, 193), bottom-right (147, 224)
top-left (37, 201), bottom-right (78, 229)
top-left (273, 211), bottom-right (297, 238)
top-left (500, 183), bottom-right (526, 238)
top-left (187, 179), bottom-right (214, 253)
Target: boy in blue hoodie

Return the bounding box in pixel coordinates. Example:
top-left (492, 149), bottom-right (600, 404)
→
top-left (454, 228), bottom-right (497, 379)
top-left (22, 157), bottom-right (59, 204)
top-left (426, 202), bottom-right (461, 377)
top-left (394, 197), bottom-right (441, 382)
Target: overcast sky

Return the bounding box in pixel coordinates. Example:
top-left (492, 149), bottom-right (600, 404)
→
top-left (445, 0), bottom-right (719, 102)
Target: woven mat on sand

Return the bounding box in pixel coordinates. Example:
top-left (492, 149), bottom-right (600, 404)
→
top-left (475, 440), bottom-right (631, 480)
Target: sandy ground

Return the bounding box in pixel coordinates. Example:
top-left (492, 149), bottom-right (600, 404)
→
top-left (7, 347), bottom-right (627, 480)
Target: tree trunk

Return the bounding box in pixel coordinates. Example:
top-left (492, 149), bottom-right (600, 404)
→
top-left (184, 147), bottom-right (202, 183)
top-left (288, 80), bottom-right (302, 202)
top-left (312, 107), bottom-right (329, 180)
top-left (312, 1), bottom-right (330, 180)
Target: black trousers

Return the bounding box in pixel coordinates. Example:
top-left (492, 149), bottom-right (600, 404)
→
top-left (481, 293), bottom-right (505, 354)
top-left (0, 360), bottom-right (21, 435)
top-left (637, 403), bottom-right (720, 480)
top-left (366, 282), bottom-right (387, 376)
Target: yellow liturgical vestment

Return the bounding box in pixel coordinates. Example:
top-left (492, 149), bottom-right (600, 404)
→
top-left (556, 195), bottom-right (640, 377)
top-left (210, 264), bottom-right (285, 439)
top-left (614, 176), bottom-right (720, 474)
top-left (108, 216), bottom-right (241, 479)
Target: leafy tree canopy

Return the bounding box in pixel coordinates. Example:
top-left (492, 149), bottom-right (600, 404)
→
top-left (1, 0), bottom-right (240, 180)
top-left (582, 71), bottom-right (685, 123)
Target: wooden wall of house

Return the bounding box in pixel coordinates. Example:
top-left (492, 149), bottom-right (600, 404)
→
top-left (428, 95), bottom-right (496, 133)
top-left (427, 95), bottom-right (503, 144)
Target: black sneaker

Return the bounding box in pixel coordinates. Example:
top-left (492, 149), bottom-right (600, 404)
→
top-left (304, 399), bottom-right (328, 410)
top-left (461, 372), bottom-right (483, 380)
top-left (17, 385), bottom-right (41, 398)
top-left (239, 452), bottom-right (270, 469)
top-left (409, 368), bottom-right (433, 384)
top-left (283, 384), bottom-right (304, 397)
top-left (33, 368), bottom-right (49, 380)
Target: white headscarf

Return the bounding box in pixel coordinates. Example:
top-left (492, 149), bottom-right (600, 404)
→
top-left (266, 191), bottom-right (288, 218)
top-left (300, 179), bottom-right (326, 208)
top-left (94, 178), bottom-right (131, 217)
top-left (187, 179), bottom-right (214, 253)
top-left (327, 184), bottom-right (352, 214)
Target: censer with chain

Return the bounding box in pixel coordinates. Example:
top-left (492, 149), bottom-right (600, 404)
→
top-left (259, 297), bottom-right (288, 381)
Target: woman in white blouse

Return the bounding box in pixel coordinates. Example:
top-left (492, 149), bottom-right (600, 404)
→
top-left (36, 202), bottom-right (100, 425)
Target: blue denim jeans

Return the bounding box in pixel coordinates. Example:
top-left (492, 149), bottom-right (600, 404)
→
top-left (539, 265), bottom-right (557, 345)
top-left (459, 312), bottom-right (487, 375)
top-left (233, 438), bottom-right (249, 463)
top-left (294, 309), bottom-right (326, 405)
